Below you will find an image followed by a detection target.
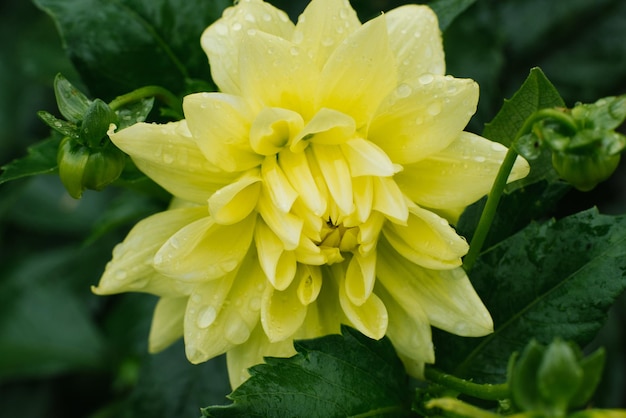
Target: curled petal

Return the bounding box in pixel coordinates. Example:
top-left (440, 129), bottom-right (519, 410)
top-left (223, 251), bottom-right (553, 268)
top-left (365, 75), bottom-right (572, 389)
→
top-left (333, 264), bottom-right (388, 340)
top-left (201, 0), bottom-right (294, 95)
top-left (312, 144), bottom-right (353, 215)
top-left (377, 239), bottom-right (493, 337)
top-left (149, 297), bottom-right (187, 353)
top-left (154, 214), bottom-right (256, 281)
top-left (345, 251), bottom-right (377, 306)
top-left (372, 176), bottom-right (408, 224)
top-left (261, 155), bottom-right (298, 213)
top-left (209, 169), bottom-right (261, 225)
top-left (257, 189), bottom-right (303, 250)
top-left (110, 121), bottom-right (236, 203)
top-left (396, 132), bottom-right (530, 213)
top-left (261, 275), bottom-right (308, 342)
top-left (184, 93), bottom-right (261, 172)
top-left (341, 137), bottom-right (398, 177)
top-left (383, 205), bottom-right (468, 270)
top-left (291, 108), bottom-right (356, 152)
top-left (250, 107), bottom-right (304, 155)
top-left (279, 149), bottom-right (326, 216)
top-left (385, 5), bottom-right (445, 80)
top-left (93, 207), bottom-right (206, 296)
top-left (352, 176), bottom-right (373, 223)
top-left (296, 265), bottom-right (322, 305)
top-left (255, 220), bottom-right (298, 290)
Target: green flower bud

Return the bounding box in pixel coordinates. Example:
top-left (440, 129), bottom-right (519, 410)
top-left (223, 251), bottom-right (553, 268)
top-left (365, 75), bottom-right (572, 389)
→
top-left (80, 98), bottom-right (118, 148)
top-left (57, 136), bottom-right (125, 198)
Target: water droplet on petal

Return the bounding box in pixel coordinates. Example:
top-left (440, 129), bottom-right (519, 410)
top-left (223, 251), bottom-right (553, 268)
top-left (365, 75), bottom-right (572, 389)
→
top-left (474, 156), bottom-right (486, 163)
top-left (427, 102), bottom-right (442, 116)
top-left (419, 73), bottom-right (434, 85)
top-left (225, 321), bottom-right (251, 344)
top-left (395, 83), bottom-right (412, 98)
top-left (249, 297), bottom-right (261, 311)
top-left (163, 154), bottom-right (174, 164)
top-left (197, 306), bottom-right (217, 329)
top-left (244, 13), bottom-right (255, 22)
top-left (289, 46), bottom-right (300, 56)
top-left (231, 22), bottom-right (242, 31)
top-left (322, 37), bottom-right (335, 47)
top-left (262, 13), bottom-right (272, 22)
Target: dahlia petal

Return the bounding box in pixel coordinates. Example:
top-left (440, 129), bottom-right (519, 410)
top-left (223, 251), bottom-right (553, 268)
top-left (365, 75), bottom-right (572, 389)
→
top-left (383, 205), bottom-right (468, 270)
top-left (261, 276), bottom-right (308, 342)
top-left (311, 144), bottom-right (353, 215)
top-left (291, 108), bottom-right (356, 152)
top-left (201, 0), bottom-right (294, 95)
top-left (257, 188), bottom-right (303, 250)
top-left (372, 176), bottom-right (409, 224)
top-left (376, 284), bottom-right (434, 377)
top-left (279, 149), bottom-right (326, 216)
top-left (296, 265), bottom-right (322, 305)
top-left (385, 5), bottom-right (445, 80)
top-left (341, 137), bottom-right (397, 177)
top-left (255, 220), bottom-right (297, 291)
top-left (110, 121), bottom-right (234, 203)
top-left (148, 296), bottom-right (187, 353)
top-left (333, 265), bottom-right (388, 340)
top-left (261, 155), bottom-right (298, 213)
top-left (154, 214), bottom-right (256, 281)
top-left (209, 169), bottom-right (261, 225)
top-left (183, 93), bottom-right (261, 172)
top-left (352, 176), bottom-right (373, 223)
top-left (377, 239), bottom-right (493, 337)
top-left (316, 14), bottom-right (397, 129)
top-left (292, 0), bottom-right (360, 71)
top-left (185, 250), bottom-right (267, 364)
top-left (345, 251), bottom-right (376, 306)
top-left (93, 207), bottom-right (206, 296)
top-left (369, 76), bottom-right (479, 164)
top-left (396, 132), bottom-right (530, 211)
top-left (239, 30), bottom-right (317, 115)
top-left (226, 323), bottom-right (296, 388)
top-left (250, 107), bottom-right (304, 155)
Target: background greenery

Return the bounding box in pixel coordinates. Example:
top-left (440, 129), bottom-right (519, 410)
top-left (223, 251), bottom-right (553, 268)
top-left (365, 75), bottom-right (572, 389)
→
top-left (0, 0), bottom-right (624, 417)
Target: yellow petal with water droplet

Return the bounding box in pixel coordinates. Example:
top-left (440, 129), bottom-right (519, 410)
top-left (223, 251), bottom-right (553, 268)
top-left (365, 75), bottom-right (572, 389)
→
top-left (292, 0), bottom-right (360, 71)
top-left (184, 92), bottom-right (261, 172)
top-left (383, 205), bottom-right (468, 270)
top-left (377, 239), bottom-right (493, 337)
top-left (201, 0), bottom-right (294, 95)
top-left (296, 265), bottom-right (322, 305)
top-left (261, 276), bottom-right (307, 342)
top-left (396, 132), bottom-right (529, 211)
top-left (93, 207), bottom-right (206, 296)
top-left (110, 120), bottom-right (237, 203)
top-left (369, 76), bottom-right (478, 164)
top-left (154, 214), bottom-right (256, 281)
top-left (385, 5), bottom-right (445, 80)
top-left (149, 296), bottom-right (187, 353)
top-left (209, 169), bottom-right (261, 225)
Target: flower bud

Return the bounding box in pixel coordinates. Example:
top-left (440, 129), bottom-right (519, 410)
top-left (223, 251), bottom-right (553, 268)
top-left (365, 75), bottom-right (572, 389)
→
top-left (57, 136), bottom-right (126, 198)
top-left (80, 98), bottom-right (118, 148)
top-left (552, 148), bottom-right (621, 192)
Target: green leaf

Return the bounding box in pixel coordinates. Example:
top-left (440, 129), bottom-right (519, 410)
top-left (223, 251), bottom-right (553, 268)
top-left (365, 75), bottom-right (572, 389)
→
top-left (433, 208), bottom-right (626, 384)
top-left (0, 136), bottom-right (60, 185)
top-left (32, 0), bottom-right (231, 100)
top-left (483, 67), bottom-right (565, 190)
top-left (429, 0), bottom-right (477, 31)
top-left (203, 326), bottom-right (412, 418)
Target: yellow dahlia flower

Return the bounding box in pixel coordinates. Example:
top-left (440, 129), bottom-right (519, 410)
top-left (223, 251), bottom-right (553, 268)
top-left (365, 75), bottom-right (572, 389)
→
top-left (93, 0), bottom-right (529, 387)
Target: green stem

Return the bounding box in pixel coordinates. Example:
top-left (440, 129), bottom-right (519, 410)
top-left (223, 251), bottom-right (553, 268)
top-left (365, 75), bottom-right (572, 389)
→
top-left (425, 397), bottom-right (502, 418)
top-left (462, 108), bottom-right (577, 271)
top-left (424, 367), bottom-right (509, 401)
top-left (108, 86), bottom-right (183, 118)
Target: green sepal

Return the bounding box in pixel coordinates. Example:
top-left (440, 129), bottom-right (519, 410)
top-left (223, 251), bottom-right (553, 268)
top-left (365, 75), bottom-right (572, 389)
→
top-left (115, 97), bottom-right (154, 130)
top-left (37, 110), bottom-right (79, 139)
top-left (81, 98), bottom-right (118, 148)
top-left (570, 347), bottom-right (606, 409)
top-left (536, 339), bottom-right (583, 413)
top-left (53, 73), bottom-right (90, 123)
top-left (57, 136), bottom-right (90, 198)
top-left (510, 340), bottom-right (549, 414)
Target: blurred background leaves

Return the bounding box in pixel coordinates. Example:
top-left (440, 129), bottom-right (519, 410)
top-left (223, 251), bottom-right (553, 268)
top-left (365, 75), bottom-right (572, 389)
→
top-left (0, 0), bottom-right (624, 417)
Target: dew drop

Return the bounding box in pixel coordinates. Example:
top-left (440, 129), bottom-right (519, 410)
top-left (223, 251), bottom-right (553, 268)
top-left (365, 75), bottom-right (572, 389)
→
top-left (415, 116), bottom-right (424, 125)
top-left (339, 8), bottom-right (349, 19)
top-left (427, 102), bottom-right (442, 116)
top-left (115, 269), bottom-right (127, 280)
top-left (231, 22), bottom-right (242, 31)
top-left (244, 13), bottom-right (256, 23)
top-left (418, 73), bottom-right (434, 85)
top-left (395, 83), bottom-right (412, 98)
top-left (191, 294), bottom-right (201, 303)
top-left (197, 306), bottom-right (217, 329)
top-left (215, 23), bottom-right (228, 36)
top-left (262, 13), bottom-right (272, 22)
top-left (413, 31), bottom-right (422, 38)
top-left (249, 297), bottom-right (261, 311)
top-left (54, 121), bottom-right (62, 128)
top-left (322, 37), bottom-right (335, 47)
top-left (491, 143), bottom-right (504, 152)
top-left (163, 154), bottom-right (175, 164)
top-left (474, 156), bottom-right (486, 163)
top-left (289, 46), bottom-right (300, 56)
